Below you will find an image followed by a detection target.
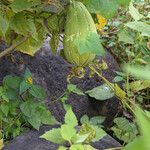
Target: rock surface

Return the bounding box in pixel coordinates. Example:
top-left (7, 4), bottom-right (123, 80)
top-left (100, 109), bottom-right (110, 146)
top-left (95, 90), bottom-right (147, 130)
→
top-left (0, 42), bottom-right (121, 127)
top-left (0, 41), bottom-right (122, 149)
top-left (4, 125), bottom-right (121, 150)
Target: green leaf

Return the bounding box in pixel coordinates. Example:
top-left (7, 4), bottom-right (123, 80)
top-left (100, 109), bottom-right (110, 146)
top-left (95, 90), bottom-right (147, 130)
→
top-left (36, 107), bottom-right (57, 125)
top-left (50, 32), bottom-right (60, 55)
top-left (82, 0), bottom-right (118, 19)
top-left (92, 126), bottom-right (106, 142)
top-left (125, 21), bottom-right (150, 37)
top-left (58, 146), bottom-right (67, 150)
top-left (125, 107), bottom-right (150, 150)
top-left (10, 0), bottom-right (40, 13)
top-left (86, 84), bottom-right (115, 100)
top-left (10, 12), bottom-right (38, 40)
top-left (83, 145), bottom-right (95, 150)
top-left (113, 76), bottom-right (124, 83)
top-left (129, 2), bottom-right (144, 21)
top-left (61, 124), bottom-right (76, 141)
top-left (124, 65), bottom-right (150, 80)
top-left (40, 128), bottom-right (65, 144)
top-left (3, 75), bottom-right (21, 89)
top-left (116, 0), bottom-right (131, 6)
top-left (70, 144), bottom-right (84, 150)
top-left (0, 104), bottom-right (9, 117)
top-left (29, 85), bottom-right (46, 100)
top-left (15, 27), bottom-right (46, 56)
top-left (19, 81), bottom-right (31, 94)
top-left (67, 84), bottom-right (85, 96)
top-left (74, 32), bottom-right (105, 56)
top-left (0, 15), bottom-right (9, 36)
top-left (64, 108), bottom-right (78, 127)
top-left (72, 133), bottom-right (90, 144)
top-left (80, 115), bottom-right (89, 124)
top-left (118, 29), bottom-right (134, 44)
top-left (20, 100), bottom-right (37, 117)
top-left (27, 114), bottom-right (41, 130)
top-left (111, 117), bottom-right (138, 143)
top-left (89, 116), bottom-right (105, 126)
top-left (24, 69), bottom-right (32, 80)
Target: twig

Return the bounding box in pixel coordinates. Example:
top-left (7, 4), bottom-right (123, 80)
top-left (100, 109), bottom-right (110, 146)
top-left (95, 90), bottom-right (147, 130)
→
top-left (0, 36), bottom-right (29, 58)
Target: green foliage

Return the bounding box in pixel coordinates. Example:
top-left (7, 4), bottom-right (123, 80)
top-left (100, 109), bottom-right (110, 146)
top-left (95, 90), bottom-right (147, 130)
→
top-left (81, 0), bottom-right (130, 19)
top-left (80, 115), bottom-right (105, 127)
top-left (67, 84), bottom-right (85, 96)
top-left (41, 107), bottom-right (106, 149)
top-left (85, 84), bottom-right (115, 100)
top-left (0, 69), bottom-right (56, 140)
top-left (111, 117), bottom-right (138, 143)
top-left (125, 107), bottom-right (150, 150)
top-left (74, 32), bottom-right (105, 56)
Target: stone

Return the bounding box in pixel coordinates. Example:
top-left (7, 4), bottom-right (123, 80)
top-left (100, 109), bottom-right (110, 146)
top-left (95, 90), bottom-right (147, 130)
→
top-left (1, 41), bottom-right (122, 150)
top-left (0, 41), bottom-right (121, 127)
top-left (4, 125), bottom-right (121, 150)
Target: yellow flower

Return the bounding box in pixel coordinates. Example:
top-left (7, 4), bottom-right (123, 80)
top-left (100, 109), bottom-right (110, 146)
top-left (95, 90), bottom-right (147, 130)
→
top-left (95, 14), bottom-right (107, 30)
top-left (26, 77), bottom-right (33, 84)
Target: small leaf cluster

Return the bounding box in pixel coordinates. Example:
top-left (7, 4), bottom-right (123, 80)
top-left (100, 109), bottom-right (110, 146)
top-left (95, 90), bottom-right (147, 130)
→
top-left (111, 117), bottom-right (138, 143)
top-left (0, 69), bottom-right (56, 140)
top-left (41, 107), bottom-right (106, 150)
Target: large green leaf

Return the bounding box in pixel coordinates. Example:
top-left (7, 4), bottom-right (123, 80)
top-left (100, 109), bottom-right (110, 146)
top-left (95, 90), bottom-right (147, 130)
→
top-left (118, 29), bottom-right (134, 44)
top-left (20, 100), bottom-right (38, 117)
top-left (29, 85), bottom-right (46, 100)
top-left (64, 108), bottom-right (78, 127)
top-left (129, 2), bottom-right (144, 21)
top-left (10, 0), bottom-right (41, 13)
top-left (82, 0), bottom-right (119, 19)
top-left (3, 75), bottom-right (21, 89)
top-left (125, 107), bottom-right (150, 150)
top-left (10, 12), bottom-right (38, 40)
top-left (86, 84), bottom-right (115, 100)
top-left (116, 0), bottom-right (130, 6)
top-left (124, 65), bottom-right (150, 80)
top-left (74, 32), bottom-right (105, 56)
top-left (40, 128), bottom-right (65, 144)
top-left (125, 21), bottom-right (150, 37)
top-left (14, 27), bottom-right (46, 56)
top-left (61, 124), bottom-right (76, 141)
top-left (0, 15), bottom-right (9, 37)
top-left (27, 114), bottom-right (41, 130)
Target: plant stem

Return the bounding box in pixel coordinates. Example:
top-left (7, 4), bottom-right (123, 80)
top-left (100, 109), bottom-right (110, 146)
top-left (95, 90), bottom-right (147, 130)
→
top-left (89, 65), bottom-right (135, 113)
top-left (0, 14), bottom-right (57, 58)
top-left (0, 36), bottom-right (29, 58)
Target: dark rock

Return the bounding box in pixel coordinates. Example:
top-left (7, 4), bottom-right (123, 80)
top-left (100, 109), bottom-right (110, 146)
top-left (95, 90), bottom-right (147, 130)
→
top-left (1, 41), bottom-right (122, 150)
top-left (0, 42), bottom-right (121, 126)
top-left (4, 125), bottom-right (121, 150)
